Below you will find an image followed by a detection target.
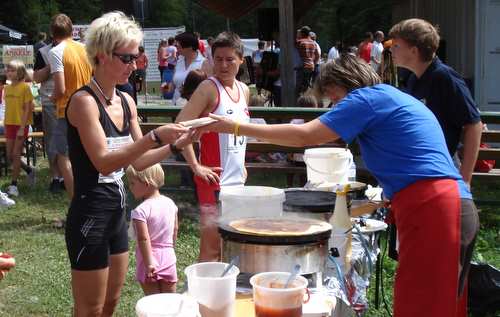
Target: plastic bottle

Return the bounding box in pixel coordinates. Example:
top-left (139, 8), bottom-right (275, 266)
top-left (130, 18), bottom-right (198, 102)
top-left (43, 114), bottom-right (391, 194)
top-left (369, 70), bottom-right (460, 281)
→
top-left (348, 159), bottom-right (356, 182)
top-left (328, 184), bottom-right (352, 274)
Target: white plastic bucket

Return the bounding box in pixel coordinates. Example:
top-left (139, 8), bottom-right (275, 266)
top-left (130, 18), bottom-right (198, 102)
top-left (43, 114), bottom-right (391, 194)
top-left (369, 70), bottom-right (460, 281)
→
top-left (185, 262), bottom-right (239, 317)
top-left (219, 186), bottom-right (285, 221)
top-left (303, 148), bottom-right (353, 185)
top-left (135, 293), bottom-right (200, 317)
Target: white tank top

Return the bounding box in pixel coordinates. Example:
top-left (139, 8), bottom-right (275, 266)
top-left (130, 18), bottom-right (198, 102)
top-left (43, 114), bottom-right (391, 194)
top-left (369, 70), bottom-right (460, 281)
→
top-left (198, 77), bottom-right (250, 188)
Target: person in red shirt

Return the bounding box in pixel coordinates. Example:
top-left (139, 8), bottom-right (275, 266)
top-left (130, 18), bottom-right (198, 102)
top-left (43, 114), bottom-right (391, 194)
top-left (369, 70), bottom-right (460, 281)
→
top-left (295, 26), bottom-right (319, 97)
top-left (358, 32), bottom-right (373, 63)
top-left (134, 46), bottom-right (148, 94)
top-left (195, 32), bottom-right (206, 57)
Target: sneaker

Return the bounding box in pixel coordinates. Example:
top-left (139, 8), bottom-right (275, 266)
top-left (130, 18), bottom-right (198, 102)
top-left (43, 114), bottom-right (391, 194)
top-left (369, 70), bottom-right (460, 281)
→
top-left (53, 218), bottom-right (66, 229)
top-left (58, 179), bottom-right (66, 191)
top-left (49, 179), bottom-right (60, 194)
top-left (7, 185), bottom-right (19, 197)
top-left (0, 191), bottom-right (15, 208)
top-left (27, 169), bottom-right (36, 186)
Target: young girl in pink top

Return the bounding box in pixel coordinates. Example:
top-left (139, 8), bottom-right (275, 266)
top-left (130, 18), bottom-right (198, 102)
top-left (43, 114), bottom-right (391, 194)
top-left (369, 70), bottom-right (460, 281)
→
top-left (127, 163), bottom-right (178, 294)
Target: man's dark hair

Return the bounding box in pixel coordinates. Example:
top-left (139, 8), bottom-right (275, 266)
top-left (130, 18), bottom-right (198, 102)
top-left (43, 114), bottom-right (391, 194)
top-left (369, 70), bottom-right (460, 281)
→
top-left (299, 26), bottom-right (311, 37)
top-left (38, 32), bottom-right (47, 41)
top-left (175, 32), bottom-right (199, 51)
top-left (211, 31), bottom-right (244, 58)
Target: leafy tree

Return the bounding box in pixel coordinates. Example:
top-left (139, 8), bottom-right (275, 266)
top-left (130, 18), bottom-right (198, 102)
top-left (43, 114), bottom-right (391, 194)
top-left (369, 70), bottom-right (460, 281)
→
top-left (147, 0), bottom-right (187, 28)
top-left (300, 0), bottom-right (392, 51)
top-left (56, 0), bottom-right (103, 24)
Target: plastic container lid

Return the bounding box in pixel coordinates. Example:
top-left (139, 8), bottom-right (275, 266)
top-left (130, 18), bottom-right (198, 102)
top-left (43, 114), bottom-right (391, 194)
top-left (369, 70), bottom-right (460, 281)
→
top-left (220, 186), bottom-right (285, 202)
top-left (135, 293), bottom-right (200, 317)
top-left (304, 147), bottom-right (352, 158)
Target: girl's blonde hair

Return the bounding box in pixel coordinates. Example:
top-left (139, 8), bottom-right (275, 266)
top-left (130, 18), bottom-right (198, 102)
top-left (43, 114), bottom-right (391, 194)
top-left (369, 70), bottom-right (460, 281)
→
top-left (85, 11), bottom-right (143, 69)
top-left (7, 60), bottom-right (28, 82)
top-left (126, 164), bottom-right (165, 189)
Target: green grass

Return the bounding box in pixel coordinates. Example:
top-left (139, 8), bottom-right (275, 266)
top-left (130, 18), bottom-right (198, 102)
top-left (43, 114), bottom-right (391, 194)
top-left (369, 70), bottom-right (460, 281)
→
top-left (0, 160), bottom-right (499, 316)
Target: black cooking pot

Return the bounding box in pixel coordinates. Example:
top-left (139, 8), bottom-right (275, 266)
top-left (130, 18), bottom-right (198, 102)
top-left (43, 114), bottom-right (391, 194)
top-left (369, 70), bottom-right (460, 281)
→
top-left (283, 183), bottom-right (367, 213)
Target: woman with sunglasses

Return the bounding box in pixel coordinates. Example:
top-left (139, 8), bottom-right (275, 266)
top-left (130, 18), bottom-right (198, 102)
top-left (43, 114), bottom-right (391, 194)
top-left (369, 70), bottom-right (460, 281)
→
top-left (64, 12), bottom-right (191, 316)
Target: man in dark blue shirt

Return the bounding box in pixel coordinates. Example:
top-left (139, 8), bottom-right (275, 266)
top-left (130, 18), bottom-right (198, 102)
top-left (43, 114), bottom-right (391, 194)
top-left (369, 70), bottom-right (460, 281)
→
top-left (389, 18), bottom-right (482, 186)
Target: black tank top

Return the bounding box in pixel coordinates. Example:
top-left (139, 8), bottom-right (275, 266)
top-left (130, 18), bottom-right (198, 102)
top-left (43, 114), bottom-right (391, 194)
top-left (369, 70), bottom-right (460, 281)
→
top-left (67, 86), bottom-right (132, 211)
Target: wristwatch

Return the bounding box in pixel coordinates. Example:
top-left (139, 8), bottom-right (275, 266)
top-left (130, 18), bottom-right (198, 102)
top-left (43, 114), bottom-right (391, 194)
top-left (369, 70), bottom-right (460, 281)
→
top-left (150, 129), bottom-right (162, 146)
top-left (169, 143), bottom-right (182, 155)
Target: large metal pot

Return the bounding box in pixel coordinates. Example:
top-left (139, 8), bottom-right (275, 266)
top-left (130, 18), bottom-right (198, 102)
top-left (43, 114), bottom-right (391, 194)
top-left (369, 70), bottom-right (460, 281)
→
top-left (218, 218), bottom-right (331, 276)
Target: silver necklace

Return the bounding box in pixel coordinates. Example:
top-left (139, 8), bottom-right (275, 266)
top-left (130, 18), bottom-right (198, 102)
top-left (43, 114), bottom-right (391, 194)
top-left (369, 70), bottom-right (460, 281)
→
top-left (92, 77), bottom-right (114, 105)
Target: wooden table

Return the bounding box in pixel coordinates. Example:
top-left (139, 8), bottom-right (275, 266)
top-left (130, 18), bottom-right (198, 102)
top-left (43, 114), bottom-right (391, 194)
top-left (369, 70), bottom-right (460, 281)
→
top-left (235, 294), bottom-right (256, 317)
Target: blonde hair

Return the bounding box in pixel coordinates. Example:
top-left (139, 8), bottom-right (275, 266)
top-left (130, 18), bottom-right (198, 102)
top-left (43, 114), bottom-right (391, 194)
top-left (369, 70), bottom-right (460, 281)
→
top-left (85, 11), bottom-right (143, 69)
top-left (7, 60), bottom-right (28, 82)
top-left (126, 164), bottom-right (165, 189)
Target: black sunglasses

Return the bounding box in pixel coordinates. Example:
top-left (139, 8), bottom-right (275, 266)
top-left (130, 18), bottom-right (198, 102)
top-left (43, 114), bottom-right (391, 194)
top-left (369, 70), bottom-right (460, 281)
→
top-left (112, 52), bottom-right (139, 64)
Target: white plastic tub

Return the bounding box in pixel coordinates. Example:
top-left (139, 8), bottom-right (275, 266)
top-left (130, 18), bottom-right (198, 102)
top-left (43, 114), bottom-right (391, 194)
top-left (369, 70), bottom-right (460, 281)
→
top-left (303, 148), bottom-right (353, 185)
top-left (219, 186), bottom-right (285, 221)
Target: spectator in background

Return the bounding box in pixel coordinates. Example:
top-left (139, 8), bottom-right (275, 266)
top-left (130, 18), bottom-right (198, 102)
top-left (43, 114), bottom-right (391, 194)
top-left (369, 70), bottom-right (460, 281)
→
top-left (205, 36), bottom-right (214, 67)
top-left (252, 40), bottom-right (266, 95)
top-left (78, 29), bottom-right (86, 43)
top-left (327, 41), bottom-right (340, 62)
top-left (379, 40), bottom-right (398, 86)
top-left (166, 37), bottom-right (177, 71)
top-left (157, 39), bottom-right (168, 80)
top-left (296, 26), bottom-right (319, 97)
top-left (134, 46), bottom-right (148, 94)
top-left (346, 45), bottom-right (358, 56)
top-left (48, 13), bottom-right (92, 198)
top-left (0, 74), bottom-right (7, 134)
top-left (4, 60), bottom-right (36, 197)
top-left (252, 40), bottom-right (266, 64)
top-left (310, 31), bottom-right (322, 83)
top-left (390, 18), bottom-right (482, 186)
top-left (194, 32), bottom-right (206, 57)
top-left (163, 32), bottom-right (205, 105)
top-left (33, 32), bottom-right (47, 56)
top-left (358, 32), bottom-right (373, 63)
top-left (0, 75), bottom-right (16, 207)
top-left (160, 37), bottom-right (178, 100)
top-left (34, 36), bottom-right (64, 193)
top-left (370, 31), bottom-right (384, 73)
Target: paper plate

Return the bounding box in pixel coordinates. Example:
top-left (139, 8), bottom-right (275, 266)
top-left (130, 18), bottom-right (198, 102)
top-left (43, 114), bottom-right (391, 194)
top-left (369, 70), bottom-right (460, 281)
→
top-left (351, 218), bottom-right (388, 233)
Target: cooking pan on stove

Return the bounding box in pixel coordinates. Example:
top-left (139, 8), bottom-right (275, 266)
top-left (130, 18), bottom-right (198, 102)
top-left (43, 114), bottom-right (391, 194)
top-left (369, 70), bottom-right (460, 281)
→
top-left (283, 182), bottom-right (367, 213)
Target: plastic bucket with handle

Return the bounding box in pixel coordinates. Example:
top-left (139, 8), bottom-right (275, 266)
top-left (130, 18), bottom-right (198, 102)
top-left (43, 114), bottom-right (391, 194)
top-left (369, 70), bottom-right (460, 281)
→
top-left (303, 148), bottom-right (353, 185)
